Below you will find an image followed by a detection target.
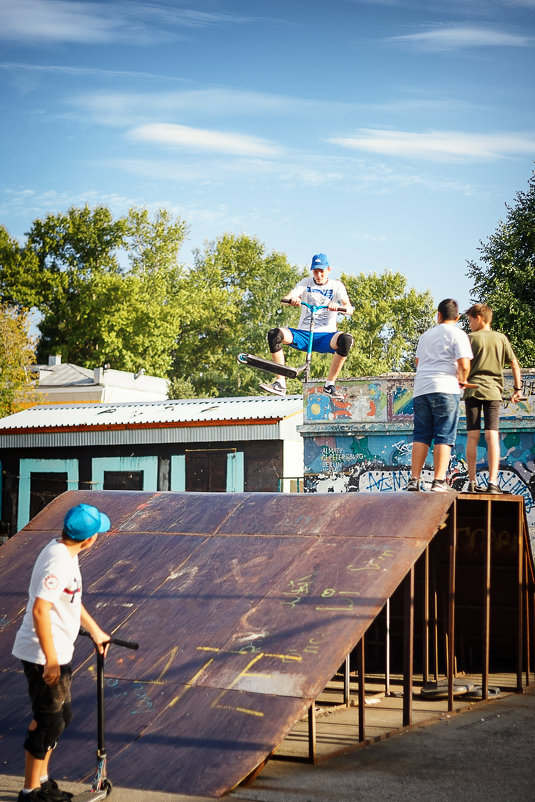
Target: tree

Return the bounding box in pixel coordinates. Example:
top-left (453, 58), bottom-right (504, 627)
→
top-left (1, 206), bottom-right (190, 377)
top-left (467, 169), bottom-right (535, 365)
top-left (0, 226), bottom-right (40, 310)
top-left (171, 233), bottom-right (304, 397)
top-left (0, 304), bottom-right (37, 417)
top-left (339, 271), bottom-right (435, 377)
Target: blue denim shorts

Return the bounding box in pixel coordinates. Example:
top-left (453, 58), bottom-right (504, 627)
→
top-left (413, 392), bottom-right (460, 447)
top-left (288, 328), bottom-right (336, 354)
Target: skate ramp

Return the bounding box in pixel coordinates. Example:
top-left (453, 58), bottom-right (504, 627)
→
top-left (0, 490), bottom-right (454, 797)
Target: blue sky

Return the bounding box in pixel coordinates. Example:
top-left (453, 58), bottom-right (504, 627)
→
top-left (1, 0), bottom-right (534, 312)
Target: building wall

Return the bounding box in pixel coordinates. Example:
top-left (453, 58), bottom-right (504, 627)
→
top-left (300, 372), bottom-right (535, 543)
top-left (0, 439), bottom-right (285, 537)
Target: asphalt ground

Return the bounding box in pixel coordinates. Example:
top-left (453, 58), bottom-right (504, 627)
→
top-left (2, 687), bottom-right (535, 802)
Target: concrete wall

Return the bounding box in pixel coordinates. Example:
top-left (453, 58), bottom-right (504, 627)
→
top-left (300, 371), bottom-right (535, 543)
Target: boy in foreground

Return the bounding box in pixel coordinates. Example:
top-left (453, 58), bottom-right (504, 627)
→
top-left (12, 503), bottom-right (111, 802)
top-left (464, 303), bottom-right (522, 493)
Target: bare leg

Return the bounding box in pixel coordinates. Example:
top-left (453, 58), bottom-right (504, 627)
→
top-left (433, 444), bottom-right (452, 481)
top-left (466, 430), bottom-right (480, 483)
top-left (24, 719), bottom-right (45, 790)
top-left (411, 441), bottom-right (429, 479)
top-left (327, 352), bottom-right (346, 382)
top-left (269, 328), bottom-right (293, 384)
top-left (485, 429), bottom-right (500, 485)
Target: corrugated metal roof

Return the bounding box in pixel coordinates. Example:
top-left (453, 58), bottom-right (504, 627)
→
top-left (0, 395), bottom-right (303, 432)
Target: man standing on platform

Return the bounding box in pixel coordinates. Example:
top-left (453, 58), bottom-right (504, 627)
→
top-left (406, 298), bottom-right (473, 492)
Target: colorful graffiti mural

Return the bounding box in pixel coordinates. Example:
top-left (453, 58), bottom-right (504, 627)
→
top-left (304, 373), bottom-right (535, 424)
top-left (301, 373), bottom-right (535, 545)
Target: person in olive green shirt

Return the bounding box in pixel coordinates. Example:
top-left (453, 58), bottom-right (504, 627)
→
top-left (464, 304), bottom-right (522, 494)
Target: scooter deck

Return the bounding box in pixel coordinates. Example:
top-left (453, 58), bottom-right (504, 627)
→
top-left (237, 353), bottom-right (301, 379)
top-left (72, 790), bottom-right (108, 801)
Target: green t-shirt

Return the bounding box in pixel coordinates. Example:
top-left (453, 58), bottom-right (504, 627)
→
top-left (465, 329), bottom-right (516, 401)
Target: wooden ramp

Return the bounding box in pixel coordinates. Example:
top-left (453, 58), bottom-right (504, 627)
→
top-left (0, 490), bottom-right (513, 797)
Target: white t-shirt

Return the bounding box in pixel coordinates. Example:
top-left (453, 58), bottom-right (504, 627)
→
top-left (414, 323), bottom-right (473, 398)
top-left (289, 277), bottom-right (349, 333)
top-left (12, 539), bottom-right (82, 665)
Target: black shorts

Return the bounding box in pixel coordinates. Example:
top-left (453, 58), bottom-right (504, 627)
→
top-left (22, 661), bottom-right (72, 717)
top-left (465, 398), bottom-right (500, 432)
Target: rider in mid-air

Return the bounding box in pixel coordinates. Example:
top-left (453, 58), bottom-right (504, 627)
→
top-left (260, 253), bottom-right (354, 399)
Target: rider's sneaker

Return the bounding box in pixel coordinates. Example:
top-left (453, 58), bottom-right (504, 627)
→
top-left (323, 383), bottom-right (344, 400)
top-left (259, 380), bottom-right (286, 396)
top-left (41, 778), bottom-right (73, 800)
top-left (406, 478), bottom-right (421, 492)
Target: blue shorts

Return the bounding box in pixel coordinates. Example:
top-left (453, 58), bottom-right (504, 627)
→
top-left (288, 328), bottom-right (336, 354)
top-left (413, 393), bottom-right (460, 447)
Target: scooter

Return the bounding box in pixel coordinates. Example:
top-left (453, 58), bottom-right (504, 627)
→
top-left (73, 628), bottom-right (139, 800)
top-left (237, 300), bottom-right (351, 385)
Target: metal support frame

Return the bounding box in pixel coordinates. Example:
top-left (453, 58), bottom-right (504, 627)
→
top-left (302, 496), bottom-right (534, 766)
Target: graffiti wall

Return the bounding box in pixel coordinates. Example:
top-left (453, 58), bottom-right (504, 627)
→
top-left (301, 372), bottom-right (535, 542)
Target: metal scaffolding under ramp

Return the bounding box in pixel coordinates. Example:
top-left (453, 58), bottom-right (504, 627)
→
top-left (0, 490), bottom-right (533, 797)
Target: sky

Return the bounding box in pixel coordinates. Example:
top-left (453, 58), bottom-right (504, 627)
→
top-left (1, 0), bottom-right (534, 313)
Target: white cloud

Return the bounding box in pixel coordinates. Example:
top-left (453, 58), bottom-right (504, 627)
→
top-left (388, 25), bottom-right (534, 51)
top-left (0, 0), bottom-right (254, 45)
top-left (0, 0), bottom-right (115, 43)
top-left (127, 123), bottom-right (283, 158)
top-left (329, 129), bottom-right (535, 161)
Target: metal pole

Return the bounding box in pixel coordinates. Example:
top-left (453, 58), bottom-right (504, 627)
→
top-left (358, 636), bottom-right (365, 742)
top-left (403, 566), bottom-right (414, 727)
top-left (447, 503), bottom-right (457, 713)
top-left (517, 501), bottom-right (524, 692)
top-left (423, 547), bottom-right (430, 687)
top-left (482, 499), bottom-right (491, 701)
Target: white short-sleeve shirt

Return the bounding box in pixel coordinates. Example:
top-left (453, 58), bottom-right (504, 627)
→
top-left (414, 323), bottom-right (473, 398)
top-left (289, 277), bottom-right (349, 333)
top-left (12, 539), bottom-right (82, 665)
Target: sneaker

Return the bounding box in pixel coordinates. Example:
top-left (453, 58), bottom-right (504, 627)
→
top-left (41, 778), bottom-right (73, 800)
top-left (18, 788), bottom-right (71, 802)
top-left (406, 478), bottom-right (421, 492)
top-left (486, 482), bottom-right (507, 495)
top-left (259, 380), bottom-right (286, 396)
top-left (323, 384), bottom-right (344, 400)
top-left (466, 481), bottom-right (480, 493)
top-left (430, 479), bottom-right (455, 493)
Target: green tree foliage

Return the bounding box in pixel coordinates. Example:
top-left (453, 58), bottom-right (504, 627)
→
top-left (0, 304), bottom-right (37, 417)
top-left (3, 205), bottom-right (189, 377)
top-left (340, 271), bottom-right (435, 376)
top-left (467, 169), bottom-right (535, 365)
top-left (172, 233), bottom-right (304, 397)
top-left (0, 226), bottom-right (39, 309)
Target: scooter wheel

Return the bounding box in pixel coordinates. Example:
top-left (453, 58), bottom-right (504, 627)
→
top-left (102, 779), bottom-right (113, 796)
top-left (237, 353), bottom-right (249, 365)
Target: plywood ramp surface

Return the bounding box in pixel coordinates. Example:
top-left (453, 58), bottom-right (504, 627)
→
top-left (0, 490), bottom-right (454, 797)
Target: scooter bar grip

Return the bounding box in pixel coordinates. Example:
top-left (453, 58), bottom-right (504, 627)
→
top-left (79, 627), bottom-right (139, 650)
top-left (108, 636), bottom-right (139, 650)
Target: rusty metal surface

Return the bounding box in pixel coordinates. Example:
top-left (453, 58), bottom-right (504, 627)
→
top-left (0, 490), bottom-right (453, 797)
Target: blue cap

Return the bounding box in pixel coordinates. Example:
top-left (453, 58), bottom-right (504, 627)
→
top-left (63, 504), bottom-right (111, 541)
top-left (310, 253), bottom-right (329, 270)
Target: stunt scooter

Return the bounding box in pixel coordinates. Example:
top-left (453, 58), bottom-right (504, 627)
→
top-left (73, 627), bottom-right (139, 801)
top-left (237, 300), bottom-right (351, 385)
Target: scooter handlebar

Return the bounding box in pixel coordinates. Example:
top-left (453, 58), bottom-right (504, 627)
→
top-left (79, 626), bottom-right (139, 651)
top-left (280, 299), bottom-right (351, 314)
